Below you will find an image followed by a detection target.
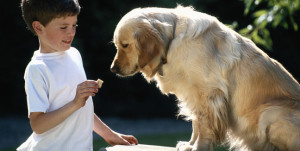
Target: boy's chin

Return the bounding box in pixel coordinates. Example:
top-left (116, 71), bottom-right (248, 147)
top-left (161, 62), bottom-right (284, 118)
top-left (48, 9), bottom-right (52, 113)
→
top-left (61, 46), bottom-right (72, 51)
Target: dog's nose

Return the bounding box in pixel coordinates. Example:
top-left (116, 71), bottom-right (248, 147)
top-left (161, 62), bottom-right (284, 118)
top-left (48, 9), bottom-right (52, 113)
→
top-left (110, 64), bottom-right (120, 73)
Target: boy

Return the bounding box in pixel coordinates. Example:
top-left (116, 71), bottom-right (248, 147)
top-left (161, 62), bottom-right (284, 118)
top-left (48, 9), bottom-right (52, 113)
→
top-left (18, 0), bottom-right (138, 150)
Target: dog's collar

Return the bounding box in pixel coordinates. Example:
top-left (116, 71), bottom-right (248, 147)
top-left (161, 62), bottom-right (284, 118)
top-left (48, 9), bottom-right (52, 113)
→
top-left (153, 17), bottom-right (177, 77)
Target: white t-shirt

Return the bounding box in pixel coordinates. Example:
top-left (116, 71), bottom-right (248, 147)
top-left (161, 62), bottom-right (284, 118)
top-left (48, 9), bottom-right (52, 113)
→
top-left (17, 47), bottom-right (94, 151)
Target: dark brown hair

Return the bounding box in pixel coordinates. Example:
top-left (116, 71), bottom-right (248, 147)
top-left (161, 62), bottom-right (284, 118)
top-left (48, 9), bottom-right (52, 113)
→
top-left (20, 0), bottom-right (81, 34)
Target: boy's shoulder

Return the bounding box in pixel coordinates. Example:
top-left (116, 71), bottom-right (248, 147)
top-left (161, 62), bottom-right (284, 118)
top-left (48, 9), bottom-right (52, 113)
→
top-left (26, 50), bottom-right (46, 66)
top-left (69, 47), bottom-right (80, 54)
top-left (68, 47), bottom-right (83, 60)
top-left (25, 58), bottom-right (47, 76)
top-left (69, 46), bottom-right (79, 52)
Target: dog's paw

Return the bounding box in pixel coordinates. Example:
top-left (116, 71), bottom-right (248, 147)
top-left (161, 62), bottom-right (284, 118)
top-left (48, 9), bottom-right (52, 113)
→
top-left (176, 141), bottom-right (195, 151)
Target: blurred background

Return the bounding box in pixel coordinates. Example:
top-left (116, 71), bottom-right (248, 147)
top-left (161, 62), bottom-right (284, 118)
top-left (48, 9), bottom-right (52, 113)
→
top-left (0, 0), bottom-right (299, 150)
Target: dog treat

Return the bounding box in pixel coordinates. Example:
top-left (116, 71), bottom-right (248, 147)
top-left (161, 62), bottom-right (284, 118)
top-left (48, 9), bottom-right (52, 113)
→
top-left (96, 79), bottom-right (104, 88)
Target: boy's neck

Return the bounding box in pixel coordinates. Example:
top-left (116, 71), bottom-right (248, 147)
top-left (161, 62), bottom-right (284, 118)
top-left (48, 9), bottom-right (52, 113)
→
top-left (38, 40), bottom-right (54, 53)
top-left (38, 43), bottom-right (69, 54)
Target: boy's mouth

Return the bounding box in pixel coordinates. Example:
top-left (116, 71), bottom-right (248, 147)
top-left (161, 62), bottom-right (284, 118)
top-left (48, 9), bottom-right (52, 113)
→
top-left (63, 39), bottom-right (72, 44)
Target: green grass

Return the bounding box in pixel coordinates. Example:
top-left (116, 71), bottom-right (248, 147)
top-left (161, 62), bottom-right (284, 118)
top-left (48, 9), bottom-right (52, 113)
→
top-left (93, 132), bottom-right (229, 151)
top-left (0, 148), bottom-right (15, 151)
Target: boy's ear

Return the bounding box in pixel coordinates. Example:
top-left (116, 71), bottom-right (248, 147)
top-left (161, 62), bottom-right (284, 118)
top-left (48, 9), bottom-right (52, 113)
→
top-left (32, 21), bottom-right (43, 34)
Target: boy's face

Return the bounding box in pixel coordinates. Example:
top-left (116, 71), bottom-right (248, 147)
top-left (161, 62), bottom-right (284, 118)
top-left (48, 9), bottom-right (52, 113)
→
top-left (37, 15), bottom-right (78, 53)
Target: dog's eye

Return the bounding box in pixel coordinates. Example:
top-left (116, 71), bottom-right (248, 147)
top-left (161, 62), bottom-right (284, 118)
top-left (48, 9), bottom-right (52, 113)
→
top-left (122, 44), bottom-right (129, 48)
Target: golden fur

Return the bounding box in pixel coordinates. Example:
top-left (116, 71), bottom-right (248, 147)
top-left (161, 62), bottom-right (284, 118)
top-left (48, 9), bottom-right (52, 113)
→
top-left (110, 6), bottom-right (300, 151)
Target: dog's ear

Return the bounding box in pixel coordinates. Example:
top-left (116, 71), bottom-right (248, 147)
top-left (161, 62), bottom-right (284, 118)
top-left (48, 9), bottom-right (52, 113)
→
top-left (150, 20), bottom-right (173, 45)
top-left (135, 20), bottom-right (164, 68)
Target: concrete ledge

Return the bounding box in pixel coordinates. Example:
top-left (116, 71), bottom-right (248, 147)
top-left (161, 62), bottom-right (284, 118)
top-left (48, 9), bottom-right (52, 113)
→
top-left (99, 144), bottom-right (176, 151)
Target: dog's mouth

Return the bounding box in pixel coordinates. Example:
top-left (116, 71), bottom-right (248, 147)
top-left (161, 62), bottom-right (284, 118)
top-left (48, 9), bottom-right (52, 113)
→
top-left (111, 64), bottom-right (139, 77)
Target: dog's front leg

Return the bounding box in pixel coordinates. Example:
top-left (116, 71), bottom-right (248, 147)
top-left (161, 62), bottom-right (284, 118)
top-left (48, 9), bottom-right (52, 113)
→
top-left (177, 118), bottom-right (198, 151)
top-left (189, 119), bottom-right (199, 145)
top-left (177, 118), bottom-right (213, 151)
top-left (192, 117), bottom-right (213, 151)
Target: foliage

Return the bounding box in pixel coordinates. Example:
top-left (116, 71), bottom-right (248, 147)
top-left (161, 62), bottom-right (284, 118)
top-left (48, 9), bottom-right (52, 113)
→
top-left (238, 0), bottom-right (300, 50)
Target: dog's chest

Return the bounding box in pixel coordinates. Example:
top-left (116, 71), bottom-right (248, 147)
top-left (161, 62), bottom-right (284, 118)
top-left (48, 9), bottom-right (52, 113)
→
top-left (155, 67), bottom-right (197, 95)
top-left (154, 58), bottom-right (211, 104)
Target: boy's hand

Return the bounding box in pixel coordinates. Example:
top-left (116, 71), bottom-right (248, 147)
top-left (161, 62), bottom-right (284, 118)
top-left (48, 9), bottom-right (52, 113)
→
top-left (120, 134), bottom-right (139, 145)
top-left (74, 80), bottom-right (98, 107)
top-left (105, 131), bottom-right (139, 146)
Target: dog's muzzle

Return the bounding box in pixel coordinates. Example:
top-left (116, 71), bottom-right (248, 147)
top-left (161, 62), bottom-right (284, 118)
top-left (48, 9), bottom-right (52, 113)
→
top-left (110, 64), bottom-right (120, 74)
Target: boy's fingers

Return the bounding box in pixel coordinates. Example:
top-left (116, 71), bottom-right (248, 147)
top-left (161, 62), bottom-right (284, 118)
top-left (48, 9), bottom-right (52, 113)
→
top-left (120, 139), bottom-right (130, 145)
top-left (79, 82), bottom-right (98, 88)
top-left (77, 85), bottom-right (98, 92)
top-left (80, 92), bottom-right (96, 97)
top-left (122, 135), bottom-right (138, 145)
top-left (131, 138), bottom-right (138, 144)
top-left (81, 87), bottom-right (98, 92)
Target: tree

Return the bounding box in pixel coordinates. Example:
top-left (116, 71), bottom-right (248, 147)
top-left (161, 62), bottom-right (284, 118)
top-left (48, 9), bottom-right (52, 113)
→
top-left (238, 0), bottom-right (300, 50)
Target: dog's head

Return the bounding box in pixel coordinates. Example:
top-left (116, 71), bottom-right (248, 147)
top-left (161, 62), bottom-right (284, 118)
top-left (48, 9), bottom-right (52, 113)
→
top-left (110, 8), bottom-right (174, 78)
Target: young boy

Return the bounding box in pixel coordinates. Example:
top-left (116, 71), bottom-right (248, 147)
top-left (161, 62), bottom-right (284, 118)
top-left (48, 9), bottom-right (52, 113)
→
top-left (18, 0), bottom-right (138, 150)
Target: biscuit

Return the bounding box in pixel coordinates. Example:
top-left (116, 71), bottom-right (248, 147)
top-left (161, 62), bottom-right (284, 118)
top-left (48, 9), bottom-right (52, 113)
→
top-left (96, 79), bottom-right (104, 88)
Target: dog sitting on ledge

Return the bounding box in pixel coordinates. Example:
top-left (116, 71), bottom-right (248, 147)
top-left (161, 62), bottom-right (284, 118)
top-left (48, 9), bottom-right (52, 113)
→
top-left (110, 5), bottom-right (300, 151)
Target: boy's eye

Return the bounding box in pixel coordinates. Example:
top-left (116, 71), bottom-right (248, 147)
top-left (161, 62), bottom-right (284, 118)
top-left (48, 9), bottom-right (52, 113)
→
top-left (60, 26), bottom-right (67, 29)
top-left (60, 24), bottom-right (77, 30)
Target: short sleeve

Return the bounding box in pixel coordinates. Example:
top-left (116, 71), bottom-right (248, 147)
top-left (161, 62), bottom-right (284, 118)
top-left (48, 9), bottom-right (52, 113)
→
top-left (24, 63), bottom-right (49, 117)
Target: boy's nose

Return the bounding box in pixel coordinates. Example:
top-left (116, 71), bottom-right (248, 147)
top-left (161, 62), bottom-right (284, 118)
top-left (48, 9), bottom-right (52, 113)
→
top-left (68, 27), bottom-right (76, 36)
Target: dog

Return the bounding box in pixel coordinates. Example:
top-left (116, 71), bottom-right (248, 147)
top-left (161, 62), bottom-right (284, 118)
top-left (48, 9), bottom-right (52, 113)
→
top-left (110, 6), bottom-right (300, 151)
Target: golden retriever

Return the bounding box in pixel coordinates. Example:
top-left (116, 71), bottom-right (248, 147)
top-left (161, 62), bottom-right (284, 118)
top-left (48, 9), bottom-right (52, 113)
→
top-left (110, 6), bottom-right (300, 151)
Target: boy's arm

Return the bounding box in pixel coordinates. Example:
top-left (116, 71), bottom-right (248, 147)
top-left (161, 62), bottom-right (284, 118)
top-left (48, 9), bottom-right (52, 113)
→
top-left (93, 114), bottom-right (138, 145)
top-left (30, 80), bottom-right (98, 134)
top-left (30, 101), bottom-right (80, 134)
